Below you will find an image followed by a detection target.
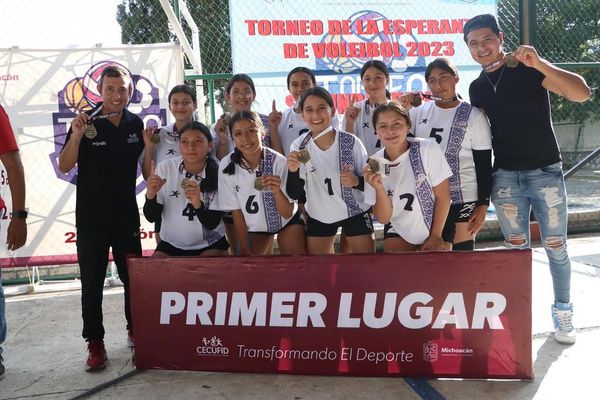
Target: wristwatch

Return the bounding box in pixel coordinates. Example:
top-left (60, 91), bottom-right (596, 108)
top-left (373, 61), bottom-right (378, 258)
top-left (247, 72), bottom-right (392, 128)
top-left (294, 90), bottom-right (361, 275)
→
top-left (12, 209), bottom-right (28, 219)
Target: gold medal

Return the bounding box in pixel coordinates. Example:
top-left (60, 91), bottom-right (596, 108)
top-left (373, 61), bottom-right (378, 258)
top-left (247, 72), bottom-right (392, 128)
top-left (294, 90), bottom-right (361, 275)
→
top-left (298, 148), bottom-right (310, 164)
top-left (505, 53), bottom-right (519, 68)
top-left (84, 124), bottom-right (97, 139)
top-left (367, 157), bottom-right (380, 174)
top-left (411, 95), bottom-right (422, 108)
top-left (254, 177), bottom-right (265, 191)
top-left (151, 131), bottom-right (161, 144)
top-left (180, 178), bottom-right (192, 189)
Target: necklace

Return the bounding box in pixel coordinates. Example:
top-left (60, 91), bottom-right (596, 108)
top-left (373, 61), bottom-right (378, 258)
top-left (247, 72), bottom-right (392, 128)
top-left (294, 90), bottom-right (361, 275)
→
top-left (484, 64), bottom-right (506, 94)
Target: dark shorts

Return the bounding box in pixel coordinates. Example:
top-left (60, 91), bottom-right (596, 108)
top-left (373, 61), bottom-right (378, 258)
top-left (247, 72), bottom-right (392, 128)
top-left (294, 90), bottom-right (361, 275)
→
top-left (155, 236), bottom-right (229, 256)
top-left (222, 212), bottom-right (233, 224)
top-left (441, 201), bottom-right (478, 243)
top-left (307, 211), bottom-right (373, 237)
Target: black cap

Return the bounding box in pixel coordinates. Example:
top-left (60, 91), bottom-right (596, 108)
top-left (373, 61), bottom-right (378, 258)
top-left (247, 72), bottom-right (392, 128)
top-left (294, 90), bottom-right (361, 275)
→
top-left (463, 14), bottom-right (501, 43)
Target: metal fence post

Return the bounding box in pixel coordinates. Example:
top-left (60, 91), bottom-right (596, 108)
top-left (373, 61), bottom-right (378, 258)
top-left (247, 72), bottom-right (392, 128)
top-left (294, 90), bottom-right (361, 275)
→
top-left (519, 0), bottom-right (537, 46)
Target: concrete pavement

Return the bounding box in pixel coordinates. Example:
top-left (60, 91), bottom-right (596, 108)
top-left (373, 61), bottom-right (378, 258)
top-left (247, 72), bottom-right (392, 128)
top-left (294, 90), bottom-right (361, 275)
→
top-left (1, 233), bottom-right (600, 400)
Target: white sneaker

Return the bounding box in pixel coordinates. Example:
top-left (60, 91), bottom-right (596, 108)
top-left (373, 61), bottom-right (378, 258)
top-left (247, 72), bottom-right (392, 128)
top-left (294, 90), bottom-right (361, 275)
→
top-left (551, 302), bottom-right (576, 344)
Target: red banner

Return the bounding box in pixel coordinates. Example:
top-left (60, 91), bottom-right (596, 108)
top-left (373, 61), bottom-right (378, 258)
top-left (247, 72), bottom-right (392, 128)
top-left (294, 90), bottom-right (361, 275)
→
top-left (128, 250), bottom-right (533, 379)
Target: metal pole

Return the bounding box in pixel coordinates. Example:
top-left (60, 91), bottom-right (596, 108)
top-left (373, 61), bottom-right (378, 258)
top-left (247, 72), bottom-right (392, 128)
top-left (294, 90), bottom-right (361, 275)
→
top-left (208, 79), bottom-right (216, 124)
top-left (519, 0), bottom-right (537, 46)
top-left (173, 0), bottom-right (180, 20)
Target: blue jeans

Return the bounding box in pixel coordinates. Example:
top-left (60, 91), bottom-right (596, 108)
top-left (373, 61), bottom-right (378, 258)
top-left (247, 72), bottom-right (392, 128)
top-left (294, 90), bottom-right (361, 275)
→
top-left (491, 162), bottom-right (571, 304)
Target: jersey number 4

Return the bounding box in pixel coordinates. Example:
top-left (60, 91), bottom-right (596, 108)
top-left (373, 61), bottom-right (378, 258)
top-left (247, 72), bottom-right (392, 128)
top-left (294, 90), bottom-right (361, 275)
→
top-left (182, 203), bottom-right (196, 221)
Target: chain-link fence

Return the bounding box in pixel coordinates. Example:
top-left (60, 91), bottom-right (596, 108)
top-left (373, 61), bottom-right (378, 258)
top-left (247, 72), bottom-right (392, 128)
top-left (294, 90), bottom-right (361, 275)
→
top-left (115, 0), bottom-right (599, 169)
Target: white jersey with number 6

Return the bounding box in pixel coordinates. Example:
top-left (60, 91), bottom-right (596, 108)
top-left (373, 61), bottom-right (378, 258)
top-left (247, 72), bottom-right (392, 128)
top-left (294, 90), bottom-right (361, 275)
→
top-left (216, 147), bottom-right (296, 233)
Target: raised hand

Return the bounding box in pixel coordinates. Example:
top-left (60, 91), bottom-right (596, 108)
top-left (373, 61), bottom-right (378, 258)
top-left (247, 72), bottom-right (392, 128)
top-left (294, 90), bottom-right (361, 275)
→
top-left (340, 163), bottom-right (358, 188)
top-left (344, 94), bottom-right (359, 131)
top-left (70, 112), bottom-right (90, 140)
top-left (268, 99), bottom-right (282, 131)
top-left (146, 160), bottom-right (166, 199)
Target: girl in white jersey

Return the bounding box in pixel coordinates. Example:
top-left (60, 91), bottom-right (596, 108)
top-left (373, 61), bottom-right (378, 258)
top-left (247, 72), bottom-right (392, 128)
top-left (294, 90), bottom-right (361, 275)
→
top-left (212, 74), bottom-right (271, 160)
top-left (400, 58), bottom-right (493, 250)
top-left (268, 67), bottom-right (340, 156)
top-left (144, 121), bottom-right (228, 256)
top-left (343, 60), bottom-right (391, 156)
top-left (212, 74), bottom-right (272, 253)
top-left (216, 111), bottom-right (305, 256)
top-left (364, 101), bottom-right (452, 252)
top-left (141, 85), bottom-right (197, 243)
top-left (287, 87), bottom-right (375, 254)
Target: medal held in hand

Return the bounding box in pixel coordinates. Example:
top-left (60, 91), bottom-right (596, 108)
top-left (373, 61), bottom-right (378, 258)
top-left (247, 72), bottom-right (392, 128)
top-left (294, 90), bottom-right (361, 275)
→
top-left (254, 176), bottom-right (265, 191)
top-left (298, 148), bottom-right (310, 164)
top-left (410, 94), bottom-right (423, 107)
top-left (85, 123), bottom-right (97, 139)
top-left (505, 52), bottom-right (519, 68)
top-left (367, 157), bottom-right (380, 174)
top-left (180, 178), bottom-right (192, 190)
top-left (151, 129), bottom-right (161, 144)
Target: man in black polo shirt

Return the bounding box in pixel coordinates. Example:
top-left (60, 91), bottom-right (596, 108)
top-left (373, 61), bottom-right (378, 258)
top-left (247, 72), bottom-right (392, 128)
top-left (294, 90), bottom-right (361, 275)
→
top-left (59, 65), bottom-right (145, 371)
top-left (464, 14), bottom-right (591, 345)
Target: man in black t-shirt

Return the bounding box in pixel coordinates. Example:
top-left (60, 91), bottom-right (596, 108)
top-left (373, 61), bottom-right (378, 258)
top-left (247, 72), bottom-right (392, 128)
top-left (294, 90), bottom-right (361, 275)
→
top-left (59, 65), bottom-right (145, 371)
top-left (464, 14), bottom-right (591, 345)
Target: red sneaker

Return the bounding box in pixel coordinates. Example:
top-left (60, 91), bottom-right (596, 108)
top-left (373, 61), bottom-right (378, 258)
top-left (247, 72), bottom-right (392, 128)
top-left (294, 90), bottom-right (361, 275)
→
top-left (127, 330), bottom-right (135, 348)
top-left (85, 339), bottom-right (107, 371)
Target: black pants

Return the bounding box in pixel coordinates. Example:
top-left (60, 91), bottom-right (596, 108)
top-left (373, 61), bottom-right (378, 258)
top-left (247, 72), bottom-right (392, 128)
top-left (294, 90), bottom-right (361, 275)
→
top-left (77, 226), bottom-right (142, 341)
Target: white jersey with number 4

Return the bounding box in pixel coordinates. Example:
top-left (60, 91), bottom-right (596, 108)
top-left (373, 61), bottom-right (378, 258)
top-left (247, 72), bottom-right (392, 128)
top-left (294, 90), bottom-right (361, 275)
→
top-left (290, 129), bottom-right (375, 224)
top-left (156, 156), bottom-right (225, 250)
top-left (369, 139), bottom-right (452, 244)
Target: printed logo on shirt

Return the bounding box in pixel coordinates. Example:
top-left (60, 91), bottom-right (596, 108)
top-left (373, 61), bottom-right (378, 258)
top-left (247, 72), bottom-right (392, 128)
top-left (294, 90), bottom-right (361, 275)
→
top-left (127, 132), bottom-right (140, 144)
top-left (91, 141), bottom-right (107, 147)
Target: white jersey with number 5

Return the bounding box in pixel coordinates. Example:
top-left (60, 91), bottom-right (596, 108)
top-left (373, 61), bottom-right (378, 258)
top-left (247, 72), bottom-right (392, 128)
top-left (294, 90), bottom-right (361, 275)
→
top-left (216, 147), bottom-right (296, 233)
top-left (409, 101), bottom-right (491, 203)
top-left (290, 129), bottom-right (375, 224)
top-left (370, 139), bottom-right (452, 244)
top-left (156, 156), bottom-right (225, 250)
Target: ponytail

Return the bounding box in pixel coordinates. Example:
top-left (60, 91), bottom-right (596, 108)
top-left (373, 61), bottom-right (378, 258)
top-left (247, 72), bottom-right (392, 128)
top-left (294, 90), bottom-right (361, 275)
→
top-left (223, 147), bottom-right (242, 175)
top-left (201, 156), bottom-right (219, 192)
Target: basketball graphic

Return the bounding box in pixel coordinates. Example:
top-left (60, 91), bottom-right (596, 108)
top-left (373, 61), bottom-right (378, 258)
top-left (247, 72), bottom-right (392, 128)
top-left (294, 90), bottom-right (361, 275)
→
top-left (63, 78), bottom-right (91, 113)
top-left (316, 10), bottom-right (426, 74)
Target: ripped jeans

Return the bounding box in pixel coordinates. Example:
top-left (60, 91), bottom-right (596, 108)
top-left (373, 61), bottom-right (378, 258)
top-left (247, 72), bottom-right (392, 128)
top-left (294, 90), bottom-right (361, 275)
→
top-left (492, 162), bottom-right (571, 304)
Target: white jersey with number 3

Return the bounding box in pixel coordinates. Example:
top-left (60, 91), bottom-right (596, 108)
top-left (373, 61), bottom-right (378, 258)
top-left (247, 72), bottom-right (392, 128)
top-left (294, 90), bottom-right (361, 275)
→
top-left (156, 156), bottom-right (225, 250)
top-left (370, 139), bottom-right (452, 244)
top-left (290, 129), bottom-right (375, 224)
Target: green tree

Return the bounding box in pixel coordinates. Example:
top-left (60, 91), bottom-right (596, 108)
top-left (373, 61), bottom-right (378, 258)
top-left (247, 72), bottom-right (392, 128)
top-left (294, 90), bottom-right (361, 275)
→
top-left (117, 0), bottom-right (232, 94)
top-left (499, 0), bottom-right (599, 123)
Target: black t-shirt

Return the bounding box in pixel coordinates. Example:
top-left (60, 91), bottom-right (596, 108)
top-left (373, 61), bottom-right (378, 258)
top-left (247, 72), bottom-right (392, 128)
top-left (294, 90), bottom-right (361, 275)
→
top-left (469, 63), bottom-right (561, 170)
top-left (64, 106), bottom-right (144, 229)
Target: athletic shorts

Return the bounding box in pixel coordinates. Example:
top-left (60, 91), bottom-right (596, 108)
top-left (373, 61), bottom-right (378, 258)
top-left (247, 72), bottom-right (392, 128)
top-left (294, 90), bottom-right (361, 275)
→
top-left (441, 201), bottom-right (478, 243)
top-left (248, 209), bottom-right (306, 234)
top-left (155, 236), bottom-right (229, 256)
top-left (222, 211), bottom-right (233, 224)
top-left (383, 221), bottom-right (454, 243)
top-left (307, 211), bottom-right (373, 237)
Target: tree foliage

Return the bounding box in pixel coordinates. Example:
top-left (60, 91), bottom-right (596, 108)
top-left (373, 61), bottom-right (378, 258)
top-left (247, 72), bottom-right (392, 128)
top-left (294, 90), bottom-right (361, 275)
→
top-left (499, 0), bottom-right (599, 122)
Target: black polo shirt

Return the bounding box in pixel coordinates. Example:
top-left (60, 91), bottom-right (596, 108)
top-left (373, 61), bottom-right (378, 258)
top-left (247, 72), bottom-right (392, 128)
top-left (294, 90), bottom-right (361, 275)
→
top-left (64, 105), bottom-right (144, 230)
